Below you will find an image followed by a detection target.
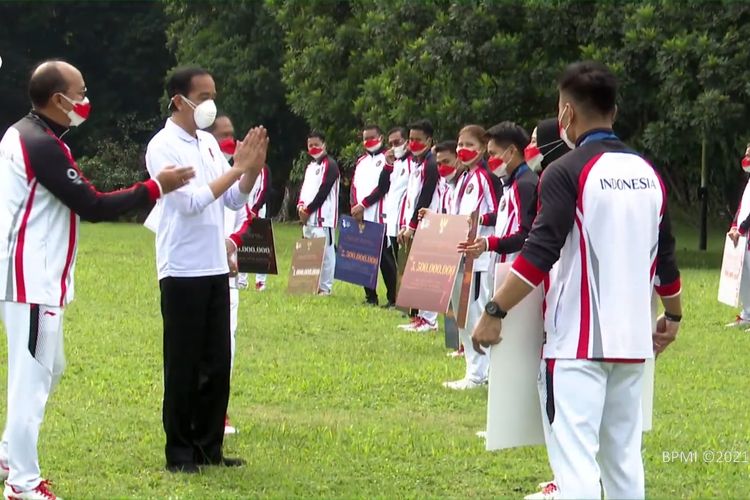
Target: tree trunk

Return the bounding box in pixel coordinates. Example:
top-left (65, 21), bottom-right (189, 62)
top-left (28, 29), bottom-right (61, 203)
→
top-left (274, 184), bottom-right (300, 222)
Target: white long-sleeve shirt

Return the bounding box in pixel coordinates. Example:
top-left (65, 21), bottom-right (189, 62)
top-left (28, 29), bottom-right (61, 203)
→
top-left (146, 118), bottom-right (249, 280)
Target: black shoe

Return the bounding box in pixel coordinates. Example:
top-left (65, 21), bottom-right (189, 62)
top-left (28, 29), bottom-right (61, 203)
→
top-left (380, 302), bottom-right (396, 309)
top-left (166, 462), bottom-right (200, 474)
top-left (364, 300), bottom-right (379, 306)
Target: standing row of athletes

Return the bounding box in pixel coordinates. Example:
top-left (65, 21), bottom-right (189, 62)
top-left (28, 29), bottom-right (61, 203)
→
top-left (293, 60), bottom-right (684, 500)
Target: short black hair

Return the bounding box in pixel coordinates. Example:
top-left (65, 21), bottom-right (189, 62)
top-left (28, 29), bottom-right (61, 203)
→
top-left (486, 121), bottom-right (530, 153)
top-left (363, 124), bottom-right (383, 135)
top-left (28, 60), bottom-right (69, 108)
top-left (434, 140), bottom-right (458, 155)
top-left (558, 61), bottom-right (617, 116)
top-left (308, 130), bottom-right (326, 142)
top-left (166, 66), bottom-right (212, 111)
top-left (407, 119), bottom-right (434, 138)
top-left (387, 126), bottom-right (408, 140)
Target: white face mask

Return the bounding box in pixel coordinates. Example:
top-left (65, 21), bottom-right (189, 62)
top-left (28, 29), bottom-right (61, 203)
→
top-left (558, 105), bottom-right (576, 150)
top-left (59, 94), bottom-right (91, 127)
top-left (393, 144), bottom-right (407, 159)
top-left (180, 95), bottom-right (217, 129)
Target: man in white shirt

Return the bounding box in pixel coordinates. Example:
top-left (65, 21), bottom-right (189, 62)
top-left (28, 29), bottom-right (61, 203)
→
top-left (297, 131), bottom-right (340, 295)
top-left (145, 67), bottom-right (268, 474)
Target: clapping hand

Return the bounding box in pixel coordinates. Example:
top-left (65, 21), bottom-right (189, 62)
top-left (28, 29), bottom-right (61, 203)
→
top-left (233, 126), bottom-right (269, 177)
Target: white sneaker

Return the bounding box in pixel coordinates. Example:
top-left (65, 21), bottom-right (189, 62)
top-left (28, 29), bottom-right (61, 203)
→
top-left (475, 430), bottom-right (486, 439)
top-left (725, 315), bottom-right (750, 328)
top-left (255, 281), bottom-right (266, 292)
top-left (4, 480), bottom-right (61, 500)
top-left (237, 273), bottom-right (249, 289)
top-left (524, 481), bottom-right (558, 500)
top-left (446, 348), bottom-right (464, 358)
top-left (408, 318), bottom-right (438, 333)
top-left (317, 289), bottom-right (331, 296)
top-left (398, 318), bottom-right (420, 330)
top-left (442, 378), bottom-right (486, 390)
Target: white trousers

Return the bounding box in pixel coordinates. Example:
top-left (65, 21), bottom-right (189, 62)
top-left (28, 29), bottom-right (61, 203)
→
top-left (229, 288), bottom-right (239, 375)
top-left (739, 248), bottom-right (750, 319)
top-left (303, 226), bottom-right (335, 293)
top-left (0, 302), bottom-right (66, 491)
top-left (456, 270), bottom-right (490, 383)
top-left (539, 359), bottom-right (645, 499)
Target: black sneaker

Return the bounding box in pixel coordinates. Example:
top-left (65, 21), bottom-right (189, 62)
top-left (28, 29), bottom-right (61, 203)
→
top-left (380, 302), bottom-right (396, 309)
top-left (166, 462), bottom-right (200, 474)
top-left (364, 300), bottom-right (379, 306)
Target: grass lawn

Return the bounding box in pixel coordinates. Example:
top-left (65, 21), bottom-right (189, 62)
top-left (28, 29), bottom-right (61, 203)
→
top-left (0, 220), bottom-right (747, 499)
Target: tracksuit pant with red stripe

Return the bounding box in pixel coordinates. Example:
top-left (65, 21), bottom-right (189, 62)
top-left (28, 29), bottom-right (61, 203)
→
top-left (0, 301), bottom-right (66, 491)
top-left (538, 358), bottom-right (646, 499)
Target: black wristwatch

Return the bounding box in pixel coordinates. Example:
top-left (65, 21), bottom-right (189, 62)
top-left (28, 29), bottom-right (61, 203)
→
top-left (485, 301), bottom-right (507, 319)
top-left (664, 312), bottom-right (682, 323)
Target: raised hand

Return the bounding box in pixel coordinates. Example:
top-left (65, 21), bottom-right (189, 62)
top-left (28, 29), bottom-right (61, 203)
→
top-left (234, 126), bottom-right (269, 177)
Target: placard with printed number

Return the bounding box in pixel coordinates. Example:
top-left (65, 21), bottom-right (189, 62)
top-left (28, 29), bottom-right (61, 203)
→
top-left (287, 237), bottom-right (326, 295)
top-left (237, 218), bottom-right (278, 274)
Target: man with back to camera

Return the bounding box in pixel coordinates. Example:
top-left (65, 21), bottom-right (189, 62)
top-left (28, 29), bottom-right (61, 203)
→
top-left (472, 61), bottom-right (681, 499)
top-left (0, 59), bottom-right (192, 500)
top-left (145, 66), bottom-right (268, 473)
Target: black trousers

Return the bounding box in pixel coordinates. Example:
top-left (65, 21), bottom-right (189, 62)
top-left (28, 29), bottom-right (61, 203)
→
top-left (160, 274), bottom-right (231, 467)
top-left (364, 235), bottom-right (398, 304)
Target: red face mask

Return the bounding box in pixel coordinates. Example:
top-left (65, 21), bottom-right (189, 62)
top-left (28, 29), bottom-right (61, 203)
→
top-left (524, 145), bottom-right (541, 163)
top-left (457, 148), bottom-right (479, 163)
top-left (218, 138), bottom-right (237, 156)
top-left (409, 140), bottom-right (428, 154)
top-left (487, 156), bottom-right (503, 172)
top-left (437, 163), bottom-right (457, 178)
top-left (742, 157), bottom-right (750, 173)
top-left (363, 138), bottom-right (381, 150)
top-left (308, 147), bottom-right (324, 157)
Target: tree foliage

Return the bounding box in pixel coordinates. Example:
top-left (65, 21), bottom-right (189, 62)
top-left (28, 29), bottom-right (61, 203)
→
top-left (3, 1), bottom-right (750, 216)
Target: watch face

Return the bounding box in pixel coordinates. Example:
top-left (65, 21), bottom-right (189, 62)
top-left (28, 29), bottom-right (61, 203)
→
top-left (485, 302), bottom-right (498, 315)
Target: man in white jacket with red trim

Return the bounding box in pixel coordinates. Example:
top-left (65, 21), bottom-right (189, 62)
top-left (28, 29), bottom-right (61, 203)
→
top-left (298, 131), bottom-right (340, 295)
top-left (0, 60), bottom-right (193, 500)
